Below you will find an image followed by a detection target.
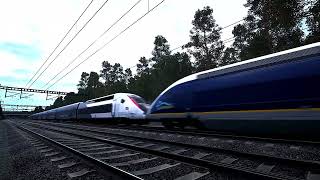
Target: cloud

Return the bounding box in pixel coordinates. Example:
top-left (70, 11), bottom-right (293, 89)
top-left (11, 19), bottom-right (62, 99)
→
top-left (0, 0), bottom-right (248, 106)
top-left (0, 42), bottom-right (41, 60)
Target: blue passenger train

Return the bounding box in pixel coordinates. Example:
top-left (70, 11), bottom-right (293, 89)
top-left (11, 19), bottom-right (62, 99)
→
top-left (147, 42), bottom-right (320, 135)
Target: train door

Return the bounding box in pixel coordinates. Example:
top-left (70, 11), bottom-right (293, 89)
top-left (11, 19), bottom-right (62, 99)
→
top-left (116, 98), bottom-right (127, 117)
top-left (112, 99), bottom-right (117, 118)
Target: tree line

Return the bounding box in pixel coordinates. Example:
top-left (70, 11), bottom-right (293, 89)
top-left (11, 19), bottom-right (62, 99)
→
top-left (40, 0), bottom-right (319, 111)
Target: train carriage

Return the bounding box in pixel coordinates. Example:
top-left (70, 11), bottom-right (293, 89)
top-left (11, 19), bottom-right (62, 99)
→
top-left (77, 93), bottom-right (148, 122)
top-left (147, 42), bottom-right (320, 135)
top-left (55, 103), bottom-right (80, 120)
top-left (30, 93), bottom-right (148, 123)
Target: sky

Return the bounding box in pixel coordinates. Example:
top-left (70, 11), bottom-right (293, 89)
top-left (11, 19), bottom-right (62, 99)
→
top-left (0, 0), bottom-right (247, 109)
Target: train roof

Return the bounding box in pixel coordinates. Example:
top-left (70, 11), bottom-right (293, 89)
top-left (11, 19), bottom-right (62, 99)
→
top-left (197, 42), bottom-right (320, 79)
top-left (85, 93), bottom-right (138, 103)
top-left (170, 42), bottom-right (320, 90)
top-left (150, 42), bottom-right (320, 106)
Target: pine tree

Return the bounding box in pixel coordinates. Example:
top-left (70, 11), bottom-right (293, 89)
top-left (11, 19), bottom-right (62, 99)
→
top-left (185, 6), bottom-right (224, 72)
top-left (232, 0), bottom-right (305, 60)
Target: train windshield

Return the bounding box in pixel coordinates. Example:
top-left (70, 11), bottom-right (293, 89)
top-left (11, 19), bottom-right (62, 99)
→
top-left (128, 95), bottom-right (149, 113)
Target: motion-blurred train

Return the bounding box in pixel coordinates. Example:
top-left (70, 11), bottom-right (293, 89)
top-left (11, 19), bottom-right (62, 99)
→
top-left (147, 42), bottom-right (320, 135)
top-left (30, 93), bottom-right (148, 123)
top-left (31, 42), bottom-right (320, 135)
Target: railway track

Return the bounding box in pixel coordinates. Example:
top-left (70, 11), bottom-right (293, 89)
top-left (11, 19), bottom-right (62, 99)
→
top-left (47, 119), bottom-right (320, 144)
top-left (12, 120), bottom-right (320, 180)
top-left (10, 120), bottom-right (254, 180)
top-left (6, 121), bottom-right (140, 180)
top-left (25, 120), bottom-right (320, 160)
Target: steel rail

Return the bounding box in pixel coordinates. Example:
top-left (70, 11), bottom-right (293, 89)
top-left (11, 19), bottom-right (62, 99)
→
top-left (99, 123), bottom-right (320, 146)
top-left (27, 121), bottom-right (320, 169)
top-left (13, 122), bottom-right (142, 180)
top-left (21, 121), bottom-right (309, 180)
top-left (39, 119), bottom-right (320, 146)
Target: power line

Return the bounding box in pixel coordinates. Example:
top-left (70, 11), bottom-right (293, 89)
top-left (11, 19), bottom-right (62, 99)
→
top-left (42, 0), bottom-right (144, 89)
top-left (46, 0), bottom-right (166, 90)
top-left (120, 36), bottom-right (236, 71)
top-left (221, 18), bottom-right (245, 29)
top-left (27, 0), bottom-right (111, 89)
top-left (171, 18), bottom-right (245, 52)
top-left (25, 0), bottom-right (94, 88)
top-left (172, 36), bottom-right (236, 52)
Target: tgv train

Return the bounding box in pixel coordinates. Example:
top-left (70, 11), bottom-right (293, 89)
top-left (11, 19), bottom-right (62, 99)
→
top-left (31, 93), bottom-right (148, 122)
top-left (147, 42), bottom-right (320, 135)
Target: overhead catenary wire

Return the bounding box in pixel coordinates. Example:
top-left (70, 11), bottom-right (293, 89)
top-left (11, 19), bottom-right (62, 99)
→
top-left (55, 17), bottom-right (242, 78)
top-left (46, 11), bottom-right (243, 89)
top-left (127, 35), bottom-right (237, 71)
top-left (172, 14), bottom-right (313, 52)
top-left (25, 0), bottom-right (94, 88)
top-left (221, 18), bottom-right (244, 29)
top-left (171, 18), bottom-right (245, 52)
top-left (27, 0), bottom-right (111, 89)
top-left (42, 0), bottom-right (144, 89)
top-left (46, 0), bottom-right (166, 90)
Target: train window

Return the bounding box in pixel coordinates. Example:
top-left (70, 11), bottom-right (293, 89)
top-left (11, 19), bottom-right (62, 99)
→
top-left (80, 104), bottom-right (113, 114)
top-left (128, 95), bottom-right (148, 113)
top-left (87, 95), bottom-right (114, 103)
top-left (129, 95), bottom-right (146, 104)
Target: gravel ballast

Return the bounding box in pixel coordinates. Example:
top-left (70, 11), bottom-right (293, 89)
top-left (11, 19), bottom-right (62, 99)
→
top-left (0, 120), bottom-right (67, 180)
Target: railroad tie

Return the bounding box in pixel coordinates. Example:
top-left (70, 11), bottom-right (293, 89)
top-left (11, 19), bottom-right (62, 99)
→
top-left (58, 139), bottom-right (88, 143)
top-left (58, 162), bottom-right (79, 169)
top-left (120, 140), bottom-right (136, 143)
top-left (307, 171), bottom-right (320, 180)
top-left (100, 153), bottom-right (140, 160)
top-left (64, 141), bottom-right (97, 146)
top-left (174, 171), bottom-right (210, 180)
top-left (44, 152), bottom-right (60, 157)
top-left (76, 143), bottom-right (105, 148)
top-left (192, 152), bottom-right (211, 159)
top-left (36, 146), bottom-right (49, 150)
top-left (39, 149), bottom-right (54, 153)
top-left (108, 137), bottom-right (123, 141)
top-left (110, 157), bottom-right (158, 167)
top-left (153, 146), bottom-right (170, 151)
top-left (172, 149), bottom-right (188, 155)
top-left (33, 143), bottom-right (47, 148)
top-left (132, 163), bottom-right (180, 176)
top-left (78, 146), bottom-right (114, 152)
top-left (220, 157), bottom-right (238, 164)
top-left (50, 156), bottom-right (67, 162)
top-left (138, 143), bottom-right (155, 148)
top-left (30, 142), bottom-right (43, 146)
top-left (130, 141), bottom-right (144, 145)
top-left (255, 163), bottom-right (275, 173)
top-left (67, 169), bottom-right (95, 179)
top-left (88, 149), bottom-right (126, 155)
